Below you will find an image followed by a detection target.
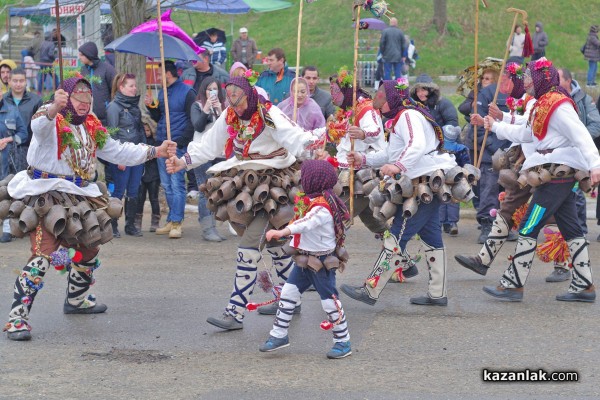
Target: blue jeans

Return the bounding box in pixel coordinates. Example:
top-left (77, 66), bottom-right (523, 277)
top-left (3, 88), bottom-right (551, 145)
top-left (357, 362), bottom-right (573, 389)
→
top-left (286, 260), bottom-right (339, 300)
top-left (37, 70), bottom-right (59, 92)
top-left (439, 203), bottom-right (460, 224)
top-left (383, 61), bottom-right (404, 80)
top-left (157, 147), bottom-right (187, 223)
top-left (193, 159), bottom-right (224, 219)
top-left (587, 60), bottom-right (598, 85)
top-left (390, 197), bottom-right (443, 251)
top-left (110, 164), bottom-right (144, 200)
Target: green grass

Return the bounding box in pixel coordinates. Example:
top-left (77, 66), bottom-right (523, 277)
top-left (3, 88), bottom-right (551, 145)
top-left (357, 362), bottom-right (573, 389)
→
top-left (168, 0), bottom-right (600, 80)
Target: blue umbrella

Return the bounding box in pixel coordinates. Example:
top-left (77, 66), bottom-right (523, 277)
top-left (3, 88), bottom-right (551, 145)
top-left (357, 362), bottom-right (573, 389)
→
top-left (105, 31), bottom-right (199, 61)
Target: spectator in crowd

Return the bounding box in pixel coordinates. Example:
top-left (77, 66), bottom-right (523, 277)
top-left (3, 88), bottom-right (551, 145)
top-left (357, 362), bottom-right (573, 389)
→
top-left (256, 48), bottom-right (295, 105)
top-left (0, 59), bottom-right (17, 94)
top-left (23, 56), bottom-right (39, 91)
top-left (458, 68), bottom-right (498, 123)
top-left (379, 17), bottom-right (406, 80)
top-left (532, 21), bottom-right (548, 61)
top-left (509, 25), bottom-right (525, 64)
top-left (136, 114), bottom-right (162, 234)
top-left (146, 61), bottom-right (195, 239)
top-left (277, 77), bottom-right (326, 130)
top-left (0, 91), bottom-right (27, 243)
top-left (182, 50), bottom-right (229, 94)
top-left (410, 73), bottom-right (459, 127)
top-left (302, 66), bottom-right (335, 120)
top-left (28, 31), bottom-right (43, 62)
top-left (78, 42), bottom-right (116, 126)
top-left (231, 27), bottom-right (258, 69)
top-left (106, 73), bottom-right (147, 238)
top-left (38, 32), bottom-right (58, 92)
top-left (583, 25), bottom-right (600, 87)
top-left (229, 61), bottom-right (269, 99)
top-left (202, 32), bottom-right (227, 67)
top-left (190, 77), bottom-right (227, 242)
top-left (467, 77), bottom-right (510, 244)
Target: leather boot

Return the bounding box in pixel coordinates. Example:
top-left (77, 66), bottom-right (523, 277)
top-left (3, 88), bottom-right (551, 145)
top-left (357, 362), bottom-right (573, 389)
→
top-left (134, 213), bottom-right (143, 233)
top-left (110, 218), bottom-right (121, 238)
top-left (150, 214), bottom-right (160, 232)
top-left (124, 197), bottom-right (142, 237)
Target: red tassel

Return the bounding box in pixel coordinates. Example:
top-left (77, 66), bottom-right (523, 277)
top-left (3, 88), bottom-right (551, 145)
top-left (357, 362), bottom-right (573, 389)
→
top-left (522, 25), bottom-right (534, 58)
top-left (366, 276), bottom-right (379, 288)
top-left (320, 321), bottom-right (333, 331)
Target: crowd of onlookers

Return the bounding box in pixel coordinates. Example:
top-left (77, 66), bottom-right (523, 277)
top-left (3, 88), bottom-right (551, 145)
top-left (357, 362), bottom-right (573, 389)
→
top-left (2, 21), bottom-right (600, 246)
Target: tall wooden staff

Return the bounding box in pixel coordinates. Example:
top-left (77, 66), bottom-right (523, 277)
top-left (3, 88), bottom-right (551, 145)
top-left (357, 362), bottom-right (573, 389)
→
top-left (476, 7), bottom-right (527, 168)
top-left (156, 0), bottom-right (172, 141)
top-left (349, 6), bottom-right (361, 224)
top-left (292, 0), bottom-right (304, 122)
top-left (54, 0), bottom-right (64, 84)
top-left (472, 0), bottom-right (480, 167)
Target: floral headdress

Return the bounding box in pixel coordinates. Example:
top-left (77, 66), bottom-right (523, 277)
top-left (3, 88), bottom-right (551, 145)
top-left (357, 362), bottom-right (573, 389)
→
top-left (533, 57), bottom-right (553, 80)
top-left (394, 77), bottom-right (409, 91)
top-left (506, 62), bottom-right (524, 79)
top-left (242, 69), bottom-right (260, 86)
top-left (336, 66), bottom-right (353, 88)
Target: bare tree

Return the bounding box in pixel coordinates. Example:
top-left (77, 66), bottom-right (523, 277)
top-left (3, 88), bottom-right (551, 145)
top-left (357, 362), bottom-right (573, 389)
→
top-left (109, 0), bottom-right (151, 100)
top-left (433, 0), bottom-right (447, 34)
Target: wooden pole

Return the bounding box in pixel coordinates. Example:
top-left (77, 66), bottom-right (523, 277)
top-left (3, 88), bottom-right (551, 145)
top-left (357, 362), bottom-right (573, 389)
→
top-left (54, 0), bottom-right (64, 83)
top-left (156, 2), bottom-right (172, 141)
top-left (349, 6), bottom-right (361, 225)
top-left (476, 10), bottom-right (522, 168)
top-left (472, 0), bottom-right (479, 169)
top-left (292, 0), bottom-right (304, 122)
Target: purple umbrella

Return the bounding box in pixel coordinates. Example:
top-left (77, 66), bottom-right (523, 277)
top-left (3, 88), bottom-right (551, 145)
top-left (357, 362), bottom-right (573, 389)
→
top-left (353, 18), bottom-right (388, 31)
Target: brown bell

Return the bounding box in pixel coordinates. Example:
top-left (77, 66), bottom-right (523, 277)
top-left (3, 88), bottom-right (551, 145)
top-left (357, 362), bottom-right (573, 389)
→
top-left (0, 186), bottom-right (10, 201)
top-left (368, 187), bottom-right (387, 208)
top-left (99, 223), bottom-right (114, 245)
top-left (417, 183), bottom-right (433, 204)
top-left (65, 207), bottom-right (84, 238)
top-left (76, 201), bottom-right (94, 220)
top-left (356, 168), bottom-right (376, 183)
top-left (215, 204), bottom-right (229, 222)
top-left (491, 148), bottom-right (509, 171)
top-left (208, 191), bottom-right (223, 209)
top-left (437, 184), bottom-right (452, 203)
top-left (293, 254), bottom-right (309, 268)
top-left (379, 201), bottom-right (398, 220)
top-left (232, 191), bottom-right (254, 214)
top-left (292, 169), bottom-right (302, 185)
top-left (269, 203), bottom-right (295, 229)
top-left (0, 173), bottom-right (15, 187)
top-left (232, 175), bottom-right (243, 190)
top-left (270, 187), bottom-right (289, 205)
top-left (44, 204), bottom-right (67, 237)
top-left (517, 172), bottom-right (529, 189)
top-left (259, 174), bottom-right (271, 185)
top-left (95, 181), bottom-right (109, 197)
top-left (33, 194), bottom-right (53, 217)
top-left (575, 170), bottom-right (592, 193)
top-left (445, 165), bottom-right (465, 184)
top-left (281, 175), bottom-right (292, 190)
top-left (226, 168), bottom-right (239, 178)
top-left (9, 218), bottom-right (25, 238)
top-left (0, 199), bottom-right (11, 220)
top-left (450, 178), bottom-right (474, 201)
top-left (538, 168), bottom-right (552, 184)
top-left (8, 200), bottom-right (26, 218)
top-left (105, 197), bottom-right (124, 219)
top-left (526, 170), bottom-right (543, 188)
top-left (428, 169), bottom-right (445, 192)
top-left (363, 178), bottom-right (379, 197)
top-left (263, 199), bottom-right (277, 216)
top-left (199, 183), bottom-right (208, 194)
top-left (79, 218), bottom-right (101, 247)
top-left (18, 206), bottom-right (39, 233)
top-left (206, 176), bottom-right (223, 192)
top-left (242, 170), bottom-right (259, 190)
top-left (307, 255), bottom-right (324, 272)
top-left (95, 209), bottom-right (112, 232)
top-left (353, 179), bottom-right (364, 195)
top-left (217, 180), bottom-right (237, 202)
top-left (270, 174), bottom-right (282, 188)
top-left (323, 255), bottom-right (340, 270)
top-left (252, 183), bottom-right (270, 203)
top-left (229, 221), bottom-right (246, 236)
top-left (386, 181), bottom-right (403, 204)
top-left (227, 198), bottom-right (254, 226)
top-left (371, 206), bottom-right (382, 220)
top-left (553, 164), bottom-right (572, 178)
top-left (397, 175), bottom-right (414, 198)
top-left (402, 196), bottom-right (418, 219)
top-left (338, 169), bottom-right (351, 187)
top-left (463, 164), bottom-right (481, 183)
top-left (498, 169), bottom-right (519, 191)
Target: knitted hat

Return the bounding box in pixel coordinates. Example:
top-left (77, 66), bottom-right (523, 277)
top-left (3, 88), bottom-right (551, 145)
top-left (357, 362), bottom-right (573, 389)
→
top-left (442, 125), bottom-right (461, 141)
top-left (78, 42), bottom-right (99, 61)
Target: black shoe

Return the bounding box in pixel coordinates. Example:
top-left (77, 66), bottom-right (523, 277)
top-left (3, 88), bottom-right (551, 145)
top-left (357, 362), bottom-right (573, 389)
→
top-left (402, 264), bottom-right (419, 279)
top-left (556, 286), bottom-right (596, 303)
top-left (63, 301), bottom-right (108, 314)
top-left (482, 285), bottom-right (523, 301)
top-left (340, 284), bottom-right (377, 306)
top-left (124, 225), bottom-right (143, 237)
top-left (0, 232), bottom-right (12, 243)
top-left (409, 295), bottom-right (448, 306)
top-left (443, 223), bottom-right (450, 233)
top-left (454, 255), bottom-right (489, 275)
top-left (7, 330), bottom-right (31, 341)
top-left (449, 223), bottom-right (458, 236)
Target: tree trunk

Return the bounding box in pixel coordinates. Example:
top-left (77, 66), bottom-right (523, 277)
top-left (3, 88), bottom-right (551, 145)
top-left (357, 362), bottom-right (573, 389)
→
top-left (433, 0), bottom-right (447, 34)
top-left (109, 0), bottom-right (150, 101)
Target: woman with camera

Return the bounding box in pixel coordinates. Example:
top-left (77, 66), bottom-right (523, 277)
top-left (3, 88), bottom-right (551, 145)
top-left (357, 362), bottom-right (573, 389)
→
top-left (190, 77), bottom-right (228, 242)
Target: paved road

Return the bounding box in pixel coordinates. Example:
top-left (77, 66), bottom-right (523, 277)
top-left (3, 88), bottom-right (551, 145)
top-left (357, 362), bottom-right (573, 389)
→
top-left (0, 211), bottom-right (598, 399)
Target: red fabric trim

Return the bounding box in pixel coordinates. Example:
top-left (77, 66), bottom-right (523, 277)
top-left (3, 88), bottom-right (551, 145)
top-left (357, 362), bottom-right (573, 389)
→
top-left (354, 100), bottom-right (377, 127)
top-left (531, 92), bottom-right (576, 140)
top-left (290, 199), bottom-right (331, 249)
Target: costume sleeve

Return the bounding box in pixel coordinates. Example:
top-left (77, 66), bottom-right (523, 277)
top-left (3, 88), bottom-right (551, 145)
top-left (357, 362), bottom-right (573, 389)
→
top-left (269, 110), bottom-right (320, 158)
top-left (553, 104), bottom-right (600, 170)
top-left (358, 109), bottom-right (383, 145)
top-left (391, 112), bottom-right (427, 173)
top-left (364, 147), bottom-right (390, 168)
top-left (491, 120), bottom-right (533, 143)
top-left (96, 136), bottom-right (153, 166)
top-left (287, 206), bottom-right (333, 234)
top-left (583, 95), bottom-right (600, 139)
top-left (30, 107), bottom-right (57, 141)
top-left (183, 110), bottom-right (229, 170)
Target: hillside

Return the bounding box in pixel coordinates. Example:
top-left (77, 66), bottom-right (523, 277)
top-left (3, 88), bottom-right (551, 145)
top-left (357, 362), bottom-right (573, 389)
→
top-left (169, 0), bottom-right (600, 79)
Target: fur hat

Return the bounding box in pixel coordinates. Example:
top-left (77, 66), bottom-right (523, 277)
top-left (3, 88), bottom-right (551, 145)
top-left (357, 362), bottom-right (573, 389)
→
top-left (141, 113), bottom-right (157, 136)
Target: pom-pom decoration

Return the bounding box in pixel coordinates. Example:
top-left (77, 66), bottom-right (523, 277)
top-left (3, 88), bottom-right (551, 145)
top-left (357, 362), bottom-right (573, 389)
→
top-left (256, 270), bottom-right (274, 293)
top-left (391, 268), bottom-right (405, 283)
top-left (536, 226), bottom-right (571, 263)
top-left (247, 285), bottom-right (282, 312)
top-left (320, 295), bottom-right (344, 331)
top-left (489, 208), bottom-right (497, 218)
top-left (366, 275), bottom-right (380, 288)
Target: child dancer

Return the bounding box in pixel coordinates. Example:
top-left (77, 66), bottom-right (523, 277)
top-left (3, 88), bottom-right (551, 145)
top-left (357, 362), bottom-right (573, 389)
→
top-left (259, 159), bottom-right (352, 359)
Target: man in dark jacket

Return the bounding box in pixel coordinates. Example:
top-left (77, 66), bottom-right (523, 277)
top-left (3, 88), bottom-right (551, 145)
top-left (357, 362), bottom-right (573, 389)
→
top-left (78, 41), bottom-right (116, 126)
top-left (4, 68), bottom-right (42, 148)
top-left (532, 22), bottom-right (549, 61)
top-left (467, 83), bottom-right (510, 243)
top-left (38, 32), bottom-right (58, 92)
top-left (181, 51), bottom-right (229, 94)
top-left (146, 61), bottom-right (195, 239)
top-left (379, 18), bottom-right (406, 80)
top-left (302, 66), bottom-right (335, 120)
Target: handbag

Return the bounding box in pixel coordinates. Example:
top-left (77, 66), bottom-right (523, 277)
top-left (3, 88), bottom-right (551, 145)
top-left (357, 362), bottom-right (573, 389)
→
top-left (581, 42), bottom-right (587, 54)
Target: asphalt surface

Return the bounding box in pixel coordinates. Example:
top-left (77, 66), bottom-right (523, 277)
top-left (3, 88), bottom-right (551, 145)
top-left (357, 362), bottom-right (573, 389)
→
top-left (0, 207), bottom-right (599, 399)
